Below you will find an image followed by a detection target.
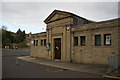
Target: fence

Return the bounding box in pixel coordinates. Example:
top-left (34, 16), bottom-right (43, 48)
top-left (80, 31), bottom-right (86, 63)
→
top-left (107, 54), bottom-right (120, 73)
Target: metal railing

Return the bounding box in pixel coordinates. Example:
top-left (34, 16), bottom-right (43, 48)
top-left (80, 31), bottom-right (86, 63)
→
top-left (107, 54), bottom-right (120, 73)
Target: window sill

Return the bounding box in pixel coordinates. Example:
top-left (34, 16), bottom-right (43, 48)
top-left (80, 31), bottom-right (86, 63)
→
top-left (74, 45), bottom-right (78, 47)
top-left (104, 44), bottom-right (111, 46)
top-left (81, 45), bottom-right (85, 46)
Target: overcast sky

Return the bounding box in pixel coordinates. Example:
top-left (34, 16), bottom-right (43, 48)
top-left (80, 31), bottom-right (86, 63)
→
top-left (0, 1), bottom-right (119, 34)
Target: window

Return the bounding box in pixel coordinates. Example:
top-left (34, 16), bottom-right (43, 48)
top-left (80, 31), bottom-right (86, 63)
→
top-left (41, 39), bottom-right (43, 46)
top-left (34, 40), bottom-right (35, 46)
top-left (104, 34), bottom-right (111, 45)
top-left (80, 36), bottom-right (85, 46)
top-left (27, 34), bottom-right (29, 37)
top-left (36, 40), bottom-right (38, 46)
top-left (95, 35), bottom-right (101, 46)
top-left (44, 39), bottom-right (46, 46)
top-left (74, 37), bottom-right (78, 46)
top-left (33, 40), bottom-right (38, 46)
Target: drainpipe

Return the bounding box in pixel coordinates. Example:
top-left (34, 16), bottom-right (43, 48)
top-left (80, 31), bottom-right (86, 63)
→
top-left (70, 25), bottom-right (72, 62)
top-left (49, 28), bottom-right (52, 59)
top-left (47, 28), bottom-right (49, 57)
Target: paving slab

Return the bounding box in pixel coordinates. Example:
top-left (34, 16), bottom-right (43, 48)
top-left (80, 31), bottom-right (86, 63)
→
top-left (103, 75), bottom-right (120, 79)
top-left (18, 56), bottom-right (108, 76)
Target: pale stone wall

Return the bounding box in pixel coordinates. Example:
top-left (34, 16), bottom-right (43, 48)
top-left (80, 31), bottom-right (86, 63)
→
top-left (46, 17), bottom-right (73, 61)
top-left (71, 19), bottom-right (120, 65)
top-left (50, 13), bottom-right (70, 21)
top-left (31, 33), bottom-right (48, 59)
top-left (30, 10), bottom-right (120, 65)
top-left (118, 18), bottom-right (120, 54)
top-left (47, 17), bottom-right (73, 29)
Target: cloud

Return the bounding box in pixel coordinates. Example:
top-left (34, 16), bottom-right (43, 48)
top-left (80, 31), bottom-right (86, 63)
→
top-left (2, 0), bottom-right (120, 2)
top-left (1, 2), bottom-right (118, 33)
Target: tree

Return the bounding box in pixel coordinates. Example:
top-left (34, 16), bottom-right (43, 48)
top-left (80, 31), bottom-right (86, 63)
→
top-left (3, 38), bottom-right (11, 45)
top-left (23, 30), bottom-right (26, 39)
top-left (6, 31), bottom-right (11, 39)
top-left (2, 29), bottom-right (13, 48)
top-left (1, 27), bottom-right (27, 48)
top-left (10, 36), bottom-right (15, 43)
top-left (1, 25), bottom-right (7, 30)
top-left (15, 28), bottom-right (26, 43)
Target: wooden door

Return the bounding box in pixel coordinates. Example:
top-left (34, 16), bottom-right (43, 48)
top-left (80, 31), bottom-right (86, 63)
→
top-left (54, 38), bottom-right (61, 60)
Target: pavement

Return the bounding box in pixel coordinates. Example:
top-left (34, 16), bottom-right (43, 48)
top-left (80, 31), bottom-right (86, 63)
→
top-left (18, 56), bottom-right (108, 76)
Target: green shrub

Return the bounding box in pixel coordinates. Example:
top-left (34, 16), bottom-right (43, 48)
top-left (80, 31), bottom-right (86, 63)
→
top-left (16, 40), bottom-right (28, 48)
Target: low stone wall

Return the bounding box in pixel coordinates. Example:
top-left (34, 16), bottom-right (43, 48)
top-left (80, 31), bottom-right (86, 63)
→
top-left (2, 49), bottom-right (30, 56)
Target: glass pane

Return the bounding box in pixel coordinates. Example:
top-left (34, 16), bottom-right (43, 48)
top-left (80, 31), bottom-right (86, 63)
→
top-left (105, 34), bottom-right (111, 45)
top-left (95, 35), bottom-right (101, 46)
top-left (36, 40), bottom-right (38, 46)
top-left (34, 40), bottom-right (35, 46)
top-left (74, 37), bottom-right (78, 46)
top-left (41, 40), bottom-right (43, 46)
top-left (81, 36), bottom-right (85, 46)
top-left (44, 39), bottom-right (46, 46)
top-left (106, 40), bottom-right (110, 44)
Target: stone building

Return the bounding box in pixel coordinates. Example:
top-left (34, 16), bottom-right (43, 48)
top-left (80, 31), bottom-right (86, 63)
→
top-left (30, 10), bottom-right (120, 65)
top-left (26, 32), bottom-right (32, 46)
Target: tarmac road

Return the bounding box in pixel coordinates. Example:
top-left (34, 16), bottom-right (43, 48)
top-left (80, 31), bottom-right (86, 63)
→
top-left (2, 56), bottom-right (101, 78)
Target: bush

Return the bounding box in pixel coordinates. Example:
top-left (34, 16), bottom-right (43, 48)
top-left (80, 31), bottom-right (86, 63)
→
top-left (16, 40), bottom-right (28, 48)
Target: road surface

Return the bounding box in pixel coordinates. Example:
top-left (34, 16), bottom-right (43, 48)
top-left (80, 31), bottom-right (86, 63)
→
top-left (2, 49), bottom-right (101, 78)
